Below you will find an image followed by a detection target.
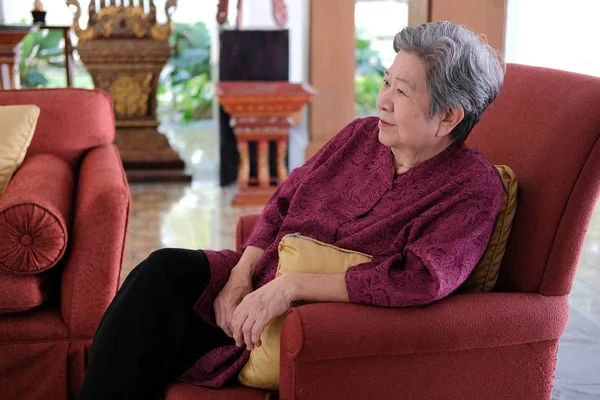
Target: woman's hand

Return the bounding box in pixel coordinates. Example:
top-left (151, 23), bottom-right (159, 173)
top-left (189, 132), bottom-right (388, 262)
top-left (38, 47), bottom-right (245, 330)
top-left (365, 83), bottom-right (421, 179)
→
top-left (214, 265), bottom-right (254, 338)
top-left (230, 275), bottom-right (294, 350)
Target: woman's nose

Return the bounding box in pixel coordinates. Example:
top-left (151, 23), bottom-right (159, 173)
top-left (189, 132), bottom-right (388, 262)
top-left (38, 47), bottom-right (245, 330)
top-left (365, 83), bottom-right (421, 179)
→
top-left (377, 90), bottom-right (393, 112)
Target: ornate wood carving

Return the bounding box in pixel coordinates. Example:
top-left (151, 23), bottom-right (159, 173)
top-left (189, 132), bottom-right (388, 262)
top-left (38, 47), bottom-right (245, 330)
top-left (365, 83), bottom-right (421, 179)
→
top-left (216, 0), bottom-right (229, 25)
top-left (276, 138), bottom-right (288, 184)
top-left (271, 0), bottom-right (288, 27)
top-left (216, 0), bottom-right (288, 28)
top-left (216, 82), bottom-right (314, 205)
top-left (68, 0), bottom-right (190, 182)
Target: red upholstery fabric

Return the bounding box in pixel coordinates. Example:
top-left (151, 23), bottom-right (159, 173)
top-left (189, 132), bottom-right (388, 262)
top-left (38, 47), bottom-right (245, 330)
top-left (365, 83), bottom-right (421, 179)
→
top-left (166, 382), bottom-right (270, 400)
top-left (280, 294), bottom-right (567, 361)
top-left (60, 144), bottom-right (130, 337)
top-left (0, 272), bottom-right (56, 313)
top-left (1, 342), bottom-right (70, 400)
top-left (280, 340), bottom-right (559, 400)
top-left (163, 64), bottom-right (600, 400)
top-left (236, 213), bottom-right (260, 252)
top-left (466, 65), bottom-right (600, 295)
top-left (0, 304), bottom-right (68, 342)
top-left (0, 154), bottom-right (74, 277)
top-left (0, 89), bottom-right (115, 169)
top-left (0, 89), bottom-right (130, 400)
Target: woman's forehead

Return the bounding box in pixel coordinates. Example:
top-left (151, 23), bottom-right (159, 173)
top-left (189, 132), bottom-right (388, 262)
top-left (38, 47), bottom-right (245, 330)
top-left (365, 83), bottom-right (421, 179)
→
top-left (387, 52), bottom-right (427, 90)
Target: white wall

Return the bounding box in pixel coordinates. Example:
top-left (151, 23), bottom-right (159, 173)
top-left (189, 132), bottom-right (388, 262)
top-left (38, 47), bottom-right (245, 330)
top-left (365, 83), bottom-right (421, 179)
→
top-left (1, 0), bottom-right (72, 25)
top-left (505, 0), bottom-right (600, 77)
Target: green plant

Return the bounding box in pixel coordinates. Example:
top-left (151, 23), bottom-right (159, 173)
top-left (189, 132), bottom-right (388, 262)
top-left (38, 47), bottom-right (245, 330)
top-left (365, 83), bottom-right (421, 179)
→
top-left (159, 21), bottom-right (213, 122)
top-left (355, 28), bottom-right (386, 117)
top-left (19, 29), bottom-right (65, 88)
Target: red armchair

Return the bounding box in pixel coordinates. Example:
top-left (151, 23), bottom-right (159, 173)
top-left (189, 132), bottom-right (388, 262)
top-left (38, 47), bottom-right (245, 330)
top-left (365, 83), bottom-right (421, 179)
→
top-left (166, 63), bottom-right (600, 399)
top-left (0, 89), bottom-right (130, 400)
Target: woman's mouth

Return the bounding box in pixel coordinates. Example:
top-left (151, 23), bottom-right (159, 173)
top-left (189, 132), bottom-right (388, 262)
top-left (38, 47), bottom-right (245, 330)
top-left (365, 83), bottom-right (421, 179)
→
top-left (378, 119), bottom-right (394, 128)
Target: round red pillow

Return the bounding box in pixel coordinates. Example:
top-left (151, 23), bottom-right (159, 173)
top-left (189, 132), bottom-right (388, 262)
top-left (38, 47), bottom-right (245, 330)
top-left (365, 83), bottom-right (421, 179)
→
top-left (0, 154), bottom-right (74, 274)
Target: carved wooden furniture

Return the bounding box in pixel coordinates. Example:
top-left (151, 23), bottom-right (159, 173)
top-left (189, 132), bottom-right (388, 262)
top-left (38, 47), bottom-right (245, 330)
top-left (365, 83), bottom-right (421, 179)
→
top-left (67, 0), bottom-right (190, 182)
top-left (216, 82), bottom-right (314, 205)
top-left (216, 0), bottom-right (290, 187)
top-left (0, 25), bottom-right (33, 89)
top-left (218, 30), bottom-right (290, 186)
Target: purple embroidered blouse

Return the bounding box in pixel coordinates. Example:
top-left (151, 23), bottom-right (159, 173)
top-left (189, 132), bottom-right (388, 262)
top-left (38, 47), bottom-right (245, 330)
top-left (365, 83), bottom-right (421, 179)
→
top-left (179, 116), bottom-right (504, 388)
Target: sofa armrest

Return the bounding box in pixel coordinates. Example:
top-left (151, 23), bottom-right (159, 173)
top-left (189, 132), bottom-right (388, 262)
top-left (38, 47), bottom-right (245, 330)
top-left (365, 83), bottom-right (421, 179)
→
top-left (236, 214), bottom-right (261, 251)
top-left (280, 292), bottom-right (568, 361)
top-left (60, 144), bottom-right (130, 337)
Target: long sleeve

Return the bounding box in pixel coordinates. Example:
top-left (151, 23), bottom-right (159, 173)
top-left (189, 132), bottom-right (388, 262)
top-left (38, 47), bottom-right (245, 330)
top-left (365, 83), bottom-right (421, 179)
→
top-left (243, 118), bottom-right (361, 250)
top-left (345, 186), bottom-right (504, 307)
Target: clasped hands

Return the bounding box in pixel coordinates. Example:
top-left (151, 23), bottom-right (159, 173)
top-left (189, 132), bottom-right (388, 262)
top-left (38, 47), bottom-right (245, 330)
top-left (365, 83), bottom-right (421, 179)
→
top-left (214, 264), bottom-right (294, 351)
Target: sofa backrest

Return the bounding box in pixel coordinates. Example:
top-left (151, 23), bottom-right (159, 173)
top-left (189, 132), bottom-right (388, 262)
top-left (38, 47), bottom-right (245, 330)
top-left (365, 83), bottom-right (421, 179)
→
top-left (0, 88), bottom-right (115, 169)
top-left (467, 63), bottom-right (600, 296)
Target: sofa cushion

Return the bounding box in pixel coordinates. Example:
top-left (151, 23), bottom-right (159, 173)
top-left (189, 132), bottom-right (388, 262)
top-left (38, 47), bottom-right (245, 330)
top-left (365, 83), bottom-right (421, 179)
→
top-left (0, 273), bottom-right (58, 314)
top-left (457, 165), bottom-right (518, 293)
top-left (0, 105), bottom-right (40, 197)
top-left (0, 154), bottom-right (74, 312)
top-left (0, 153), bottom-right (74, 274)
top-left (0, 89), bottom-right (115, 169)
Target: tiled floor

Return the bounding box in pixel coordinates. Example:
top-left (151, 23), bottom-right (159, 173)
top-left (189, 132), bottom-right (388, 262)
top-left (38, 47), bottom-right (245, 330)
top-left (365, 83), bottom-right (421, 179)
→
top-left (122, 120), bottom-right (600, 399)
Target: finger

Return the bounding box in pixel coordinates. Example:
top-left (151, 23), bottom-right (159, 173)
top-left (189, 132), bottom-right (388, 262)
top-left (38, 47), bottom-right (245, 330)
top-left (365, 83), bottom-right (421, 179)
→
top-left (242, 315), bottom-right (256, 350)
top-left (231, 312), bottom-right (248, 348)
top-left (221, 321), bottom-right (233, 338)
top-left (251, 318), bottom-right (265, 348)
top-left (214, 303), bottom-right (223, 329)
top-left (220, 306), bottom-right (234, 338)
top-left (215, 303), bottom-right (233, 337)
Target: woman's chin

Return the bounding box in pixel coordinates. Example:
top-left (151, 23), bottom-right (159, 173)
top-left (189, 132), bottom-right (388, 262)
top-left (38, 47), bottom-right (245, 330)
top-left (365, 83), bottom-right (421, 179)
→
top-left (378, 129), bottom-right (397, 147)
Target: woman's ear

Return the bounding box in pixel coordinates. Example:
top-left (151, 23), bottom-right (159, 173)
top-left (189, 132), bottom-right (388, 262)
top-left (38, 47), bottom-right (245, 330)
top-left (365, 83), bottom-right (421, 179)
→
top-left (436, 107), bottom-right (465, 137)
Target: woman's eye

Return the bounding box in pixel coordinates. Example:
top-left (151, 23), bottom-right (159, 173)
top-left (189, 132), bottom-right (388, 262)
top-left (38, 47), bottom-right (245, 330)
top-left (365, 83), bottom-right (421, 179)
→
top-left (397, 89), bottom-right (404, 95)
top-left (383, 79), bottom-right (390, 87)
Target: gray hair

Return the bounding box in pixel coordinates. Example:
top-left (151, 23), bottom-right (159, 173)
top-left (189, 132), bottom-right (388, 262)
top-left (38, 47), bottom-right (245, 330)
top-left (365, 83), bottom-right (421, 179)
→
top-left (393, 21), bottom-right (505, 142)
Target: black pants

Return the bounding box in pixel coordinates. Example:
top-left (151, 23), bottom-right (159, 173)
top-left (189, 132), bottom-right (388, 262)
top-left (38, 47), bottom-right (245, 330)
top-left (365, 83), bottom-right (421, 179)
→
top-left (76, 248), bottom-right (234, 400)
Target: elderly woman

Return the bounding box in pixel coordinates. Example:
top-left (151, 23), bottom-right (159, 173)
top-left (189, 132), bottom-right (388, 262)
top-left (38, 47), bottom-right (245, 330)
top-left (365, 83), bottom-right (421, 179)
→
top-left (77, 21), bottom-right (505, 399)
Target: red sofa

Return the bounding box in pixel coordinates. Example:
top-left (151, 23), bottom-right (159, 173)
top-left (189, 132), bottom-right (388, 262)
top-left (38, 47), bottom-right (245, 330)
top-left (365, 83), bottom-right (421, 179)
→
top-left (166, 64), bottom-right (600, 399)
top-left (0, 89), bottom-right (130, 400)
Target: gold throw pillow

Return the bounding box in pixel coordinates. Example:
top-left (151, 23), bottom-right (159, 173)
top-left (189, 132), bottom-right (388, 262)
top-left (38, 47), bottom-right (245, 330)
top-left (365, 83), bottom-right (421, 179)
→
top-left (0, 105), bottom-right (41, 197)
top-left (457, 165), bottom-right (518, 293)
top-left (238, 233), bottom-right (372, 390)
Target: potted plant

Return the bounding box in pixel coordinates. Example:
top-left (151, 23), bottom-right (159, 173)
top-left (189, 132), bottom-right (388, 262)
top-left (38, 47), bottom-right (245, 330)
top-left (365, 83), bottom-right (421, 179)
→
top-left (32, 0), bottom-right (46, 24)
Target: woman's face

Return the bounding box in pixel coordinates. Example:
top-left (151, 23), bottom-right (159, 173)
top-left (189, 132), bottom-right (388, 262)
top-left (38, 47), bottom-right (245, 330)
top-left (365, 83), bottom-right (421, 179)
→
top-left (376, 51), bottom-right (446, 150)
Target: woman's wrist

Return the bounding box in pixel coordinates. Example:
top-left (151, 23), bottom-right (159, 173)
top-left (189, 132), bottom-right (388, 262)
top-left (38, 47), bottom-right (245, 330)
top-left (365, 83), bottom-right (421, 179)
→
top-left (231, 261), bottom-right (255, 278)
top-left (279, 274), bottom-right (300, 302)
top-left (280, 273), bottom-right (349, 303)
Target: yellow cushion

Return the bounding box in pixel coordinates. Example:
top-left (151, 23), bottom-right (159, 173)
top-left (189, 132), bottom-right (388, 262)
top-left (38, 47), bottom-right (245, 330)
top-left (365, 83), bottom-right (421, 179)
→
top-left (238, 233), bottom-right (372, 390)
top-left (457, 165), bottom-right (518, 293)
top-left (0, 105), bottom-right (41, 197)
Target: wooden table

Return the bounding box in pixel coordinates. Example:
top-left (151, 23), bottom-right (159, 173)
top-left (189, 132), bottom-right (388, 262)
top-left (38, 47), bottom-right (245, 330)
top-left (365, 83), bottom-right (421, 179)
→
top-left (216, 81), bottom-right (315, 205)
top-left (0, 24), bottom-right (75, 89)
top-left (0, 25), bottom-right (34, 89)
top-left (37, 25), bottom-right (76, 88)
